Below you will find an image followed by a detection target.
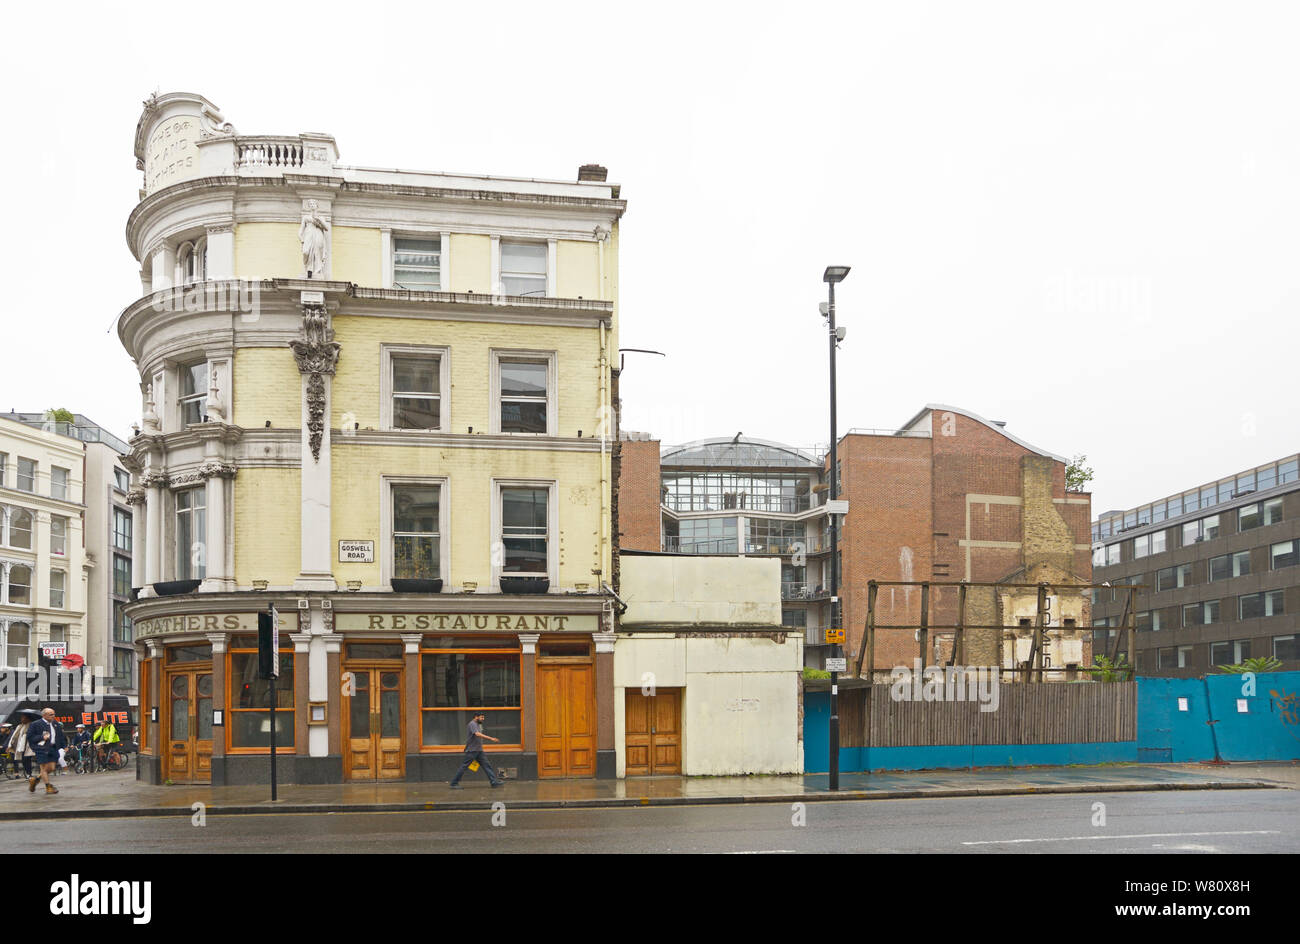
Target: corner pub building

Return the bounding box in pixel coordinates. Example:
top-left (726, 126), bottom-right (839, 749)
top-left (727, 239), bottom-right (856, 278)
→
top-left (120, 92), bottom-right (625, 784)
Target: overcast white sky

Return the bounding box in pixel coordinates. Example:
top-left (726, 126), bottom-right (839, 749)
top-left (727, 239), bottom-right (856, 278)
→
top-left (1, 1), bottom-right (1296, 516)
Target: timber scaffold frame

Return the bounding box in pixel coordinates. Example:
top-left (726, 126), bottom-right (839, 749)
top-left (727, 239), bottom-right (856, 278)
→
top-left (855, 580), bottom-right (1146, 682)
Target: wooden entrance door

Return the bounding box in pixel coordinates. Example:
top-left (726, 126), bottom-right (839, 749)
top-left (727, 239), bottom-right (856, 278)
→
top-left (625, 688), bottom-right (682, 775)
top-left (536, 663), bottom-right (596, 778)
top-left (165, 669), bottom-right (213, 783)
top-left (343, 666), bottom-right (405, 780)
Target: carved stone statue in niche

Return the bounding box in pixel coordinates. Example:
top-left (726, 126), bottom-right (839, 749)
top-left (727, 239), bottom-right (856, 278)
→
top-left (206, 366), bottom-right (226, 423)
top-left (142, 384), bottom-right (161, 433)
top-left (299, 199), bottom-right (329, 278)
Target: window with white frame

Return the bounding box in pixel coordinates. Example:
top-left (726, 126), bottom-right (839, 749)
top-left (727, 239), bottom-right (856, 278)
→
top-left (500, 486), bottom-right (550, 575)
top-left (50, 466), bottom-right (68, 501)
top-left (114, 468), bottom-right (129, 492)
top-left (0, 453), bottom-right (7, 488)
top-left (499, 240), bottom-right (546, 296)
top-left (5, 564), bottom-right (30, 605)
top-left (4, 621), bottom-right (30, 668)
top-left (1271, 540), bottom-right (1299, 570)
top-left (179, 362), bottom-right (208, 426)
top-left (17, 458), bottom-right (35, 493)
top-left (50, 515), bottom-right (66, 556)
top-left (392, 483), bottom-right (442, 581)
top-left (393, 237), bottom-right (441, 289)
top-left (4, 508), bottom-right (32, 549)
top-left (49, 569), bottom-right (65, 609)
top-left (386, 350), bottom-right (446, 431)
top-left (494, 352), bottom-right (554, 434)
top-left (175, 488), bottom-right (207, 580)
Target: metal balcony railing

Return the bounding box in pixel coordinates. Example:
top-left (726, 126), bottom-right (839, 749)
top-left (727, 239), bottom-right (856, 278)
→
top-left (781, 582), bottom-right (832, 601)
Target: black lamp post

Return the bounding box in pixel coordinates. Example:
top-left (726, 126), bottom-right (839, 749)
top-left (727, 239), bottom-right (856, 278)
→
top-left (823, 264), bottom-right (849, 790)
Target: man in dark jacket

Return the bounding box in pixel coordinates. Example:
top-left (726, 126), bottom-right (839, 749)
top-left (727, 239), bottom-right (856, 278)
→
top-left (28, 708), bottom-right (66, 795)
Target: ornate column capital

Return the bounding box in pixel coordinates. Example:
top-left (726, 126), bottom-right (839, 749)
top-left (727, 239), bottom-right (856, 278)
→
top-left (141, 470), bottom-right (169, 490)
top-left (125, 488), bottom-right (147, 506)
top-left (198, 460), bottom-right (238, 480)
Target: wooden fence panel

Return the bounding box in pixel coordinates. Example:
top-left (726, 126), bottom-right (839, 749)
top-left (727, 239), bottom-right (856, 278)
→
top-left (865, 681), bottom-right (1135, 746)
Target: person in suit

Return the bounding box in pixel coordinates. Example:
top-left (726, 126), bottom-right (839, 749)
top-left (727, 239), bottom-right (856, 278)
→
top-left (28, 708), bottom-right (67, 795)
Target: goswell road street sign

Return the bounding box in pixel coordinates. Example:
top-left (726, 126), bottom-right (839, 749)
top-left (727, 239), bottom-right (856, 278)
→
top-left (824, 627), bottom-right (846, 645)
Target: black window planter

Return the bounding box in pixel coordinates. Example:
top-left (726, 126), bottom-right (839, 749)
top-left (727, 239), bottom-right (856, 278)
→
top-left (153, 580), bottom-right (201, 596)
top-left (390, 578), bottom-right (443, 593)
top-left (499, 575), bottom-right (549, 594)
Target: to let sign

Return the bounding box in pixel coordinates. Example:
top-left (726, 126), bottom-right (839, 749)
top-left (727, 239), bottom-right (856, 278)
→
top-left (339, 541), bottom-right (374, 563)
top-left (40, 642), bottom-right (67, 660)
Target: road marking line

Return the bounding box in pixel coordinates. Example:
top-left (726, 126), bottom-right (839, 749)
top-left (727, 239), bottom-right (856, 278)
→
top-left (962, 830), bottom-right (1279, 846)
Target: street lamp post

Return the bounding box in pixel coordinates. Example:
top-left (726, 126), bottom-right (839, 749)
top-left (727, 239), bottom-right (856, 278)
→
top-left (823, 264), bottom-right (849, 791)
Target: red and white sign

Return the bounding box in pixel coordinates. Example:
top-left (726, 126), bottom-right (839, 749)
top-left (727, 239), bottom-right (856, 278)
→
top-left (40, 642), bottom-right (68, 660)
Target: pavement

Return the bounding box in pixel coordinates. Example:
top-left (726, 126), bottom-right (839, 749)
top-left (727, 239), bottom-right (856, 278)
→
top-left (0, 760), bottom-right (1292, 820)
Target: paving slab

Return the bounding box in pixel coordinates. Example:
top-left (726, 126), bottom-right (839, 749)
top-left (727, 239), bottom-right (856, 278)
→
top-left (0, 761), bottom-right (1282, 821)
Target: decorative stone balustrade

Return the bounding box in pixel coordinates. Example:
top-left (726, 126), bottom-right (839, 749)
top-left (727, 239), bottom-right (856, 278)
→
top-left (235, 136), bottom-right (305, 170)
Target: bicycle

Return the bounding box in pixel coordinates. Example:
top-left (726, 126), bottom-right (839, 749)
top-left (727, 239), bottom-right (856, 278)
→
top-left (95, 743), bottom-right (129, 771)
top-left (70, 743), bottom-right (96, 774)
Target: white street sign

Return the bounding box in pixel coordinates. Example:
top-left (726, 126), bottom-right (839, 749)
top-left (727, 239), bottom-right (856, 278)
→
top-left (825, 657), bottom-right (847, 673)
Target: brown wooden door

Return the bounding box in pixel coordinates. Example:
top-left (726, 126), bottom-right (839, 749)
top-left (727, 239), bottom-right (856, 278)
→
top-left (536, 663), bottom-right (596, 778)
top-left (625, 688), bottom-right (681, 775)
top-left (165, 669), bottom-right (213, 783)
top-left (343, 666), bottom-right (405, 780)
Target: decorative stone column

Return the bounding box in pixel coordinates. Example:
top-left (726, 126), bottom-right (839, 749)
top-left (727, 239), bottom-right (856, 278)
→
top-left (289, 294), bottom-right (339, 591)
top-left (290, 632), bottom-right (312, 757)
top-left (204, 223), bottom-right (234, 280)
top-left (323, 632), bottom-right (344, 757)
top-left (206, 633), bottom-right (228, 774)
top-left (141, 470), bottom-right (168, 595)
top-left (126, 489), bottom-right (147, 593)
top-left (401, 632), bottom-right (422, 777)
top-left (518, 633), bottom-right (539, 755)
top-left (146, 639), bottom-right (162, 756)
top-left (594, 630), bottom-right (616, 755)
top-left (199, 460), bottom-right (236, 592)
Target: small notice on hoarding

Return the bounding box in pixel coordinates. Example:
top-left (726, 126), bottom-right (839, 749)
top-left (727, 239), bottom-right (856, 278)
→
top-left (824, 657), bottom-right (847, 673)
top-left (824, 628), bottom-right (846, 645)
top-left (339, 541), bottom-right (375, 563)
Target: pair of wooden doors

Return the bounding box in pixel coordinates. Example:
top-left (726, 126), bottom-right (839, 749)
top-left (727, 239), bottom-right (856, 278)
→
top-left (536, 662), bottom-right (596, 778)
top-left (344, 665), bottom-right (405, 780)
top-left (165, 668), bottom-right (213, 783)
top-left (624, 689), bottom-right (681, 776)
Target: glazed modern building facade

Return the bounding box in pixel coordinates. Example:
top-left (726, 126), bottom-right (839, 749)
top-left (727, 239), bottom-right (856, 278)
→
top-left (120, 92), bottom-right (625, 784)
top-left (1091, 453), bottom-right (1300, 677)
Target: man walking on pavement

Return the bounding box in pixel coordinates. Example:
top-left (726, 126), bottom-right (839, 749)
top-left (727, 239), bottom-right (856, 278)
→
top-left (28, 708), bottom-right (66, 795)
top-left (449, 711), bottom-right (502, 789)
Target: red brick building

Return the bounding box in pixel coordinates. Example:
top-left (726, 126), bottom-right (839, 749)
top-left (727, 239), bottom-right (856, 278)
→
top-left (615, 405), bottom-right (1092, 673)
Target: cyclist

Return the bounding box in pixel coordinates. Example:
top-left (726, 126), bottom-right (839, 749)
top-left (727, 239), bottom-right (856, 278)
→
top-left (92, 719), bottom-right (121, 767)
top-left (72, 724), bottom-right (93, 772)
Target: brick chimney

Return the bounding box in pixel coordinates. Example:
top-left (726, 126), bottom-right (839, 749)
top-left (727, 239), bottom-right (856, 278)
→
top-left (577, 164), bottom-right (608, 182)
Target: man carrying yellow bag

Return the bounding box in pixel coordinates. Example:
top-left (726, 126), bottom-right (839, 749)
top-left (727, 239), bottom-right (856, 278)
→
top-left (448, 712), bottom-right (502, 789)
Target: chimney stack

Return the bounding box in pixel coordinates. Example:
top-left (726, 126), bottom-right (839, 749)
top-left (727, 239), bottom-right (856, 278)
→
top-left (577, 164), bottom-right (608, 182)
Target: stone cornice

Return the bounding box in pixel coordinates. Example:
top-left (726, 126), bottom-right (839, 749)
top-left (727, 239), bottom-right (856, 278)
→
top-left (127, 174), bottom-right (625, 259)
top-left (335, 430), bottom-right (604, 453)
top-left (123, 590), bottom-right (611, 623)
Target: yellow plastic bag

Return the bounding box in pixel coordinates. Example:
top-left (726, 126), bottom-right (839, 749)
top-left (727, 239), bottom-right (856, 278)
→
top-left (468, 760), bottom-right (480, 772)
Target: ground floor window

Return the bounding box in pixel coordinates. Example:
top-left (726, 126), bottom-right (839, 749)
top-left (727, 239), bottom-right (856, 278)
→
top-left (227, 635), bottom-right (294, 750)
top-left (420, 636), bottom-right (521, 749)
